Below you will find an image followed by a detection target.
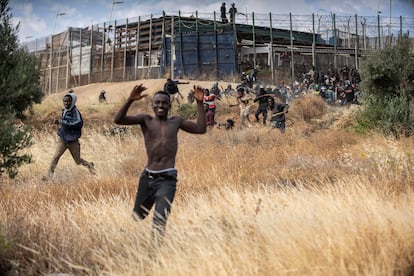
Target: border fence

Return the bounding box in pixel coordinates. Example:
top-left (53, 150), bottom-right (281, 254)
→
top-left (21, 11), bottom-right (414, 94)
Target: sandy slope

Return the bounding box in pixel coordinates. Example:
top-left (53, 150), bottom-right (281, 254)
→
top-left (45, 79), bottom-right (239, 107)
top-left (32, 78), bottom-right (242, 127)
top-left (32, 78), bottom-right (361, 140)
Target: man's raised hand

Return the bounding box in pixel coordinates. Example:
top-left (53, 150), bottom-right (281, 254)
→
top-left (192, 85), bottom-right (204, 102)
top-left (129, 84), bottom-right (148, 101)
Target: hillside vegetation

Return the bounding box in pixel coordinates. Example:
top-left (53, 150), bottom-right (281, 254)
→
top-left (0, 80), bottom-right (413, 275)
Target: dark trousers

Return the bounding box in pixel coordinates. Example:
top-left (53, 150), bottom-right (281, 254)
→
top-left (48, 139), bottom-right (94, 176)
top-left (133, 170), bottom-right (177, 237)
top-left (271, 119), bottom-right (286, 133)
top-left (255, 107), bottom-right (268, 125)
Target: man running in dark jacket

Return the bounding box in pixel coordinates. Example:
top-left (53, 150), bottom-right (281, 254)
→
top-left (268, 97), bottom-right (289, 133)
top-left (43, 91), bottom-right (95, 180)
top-left (253, 87), bottom-right (271, 125)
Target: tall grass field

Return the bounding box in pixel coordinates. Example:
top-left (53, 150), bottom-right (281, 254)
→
top-left (1, 91), bottom-right (413, 275)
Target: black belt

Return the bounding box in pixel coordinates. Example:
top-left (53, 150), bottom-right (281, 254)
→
top-left (143, 169), bottom-right (177, 178)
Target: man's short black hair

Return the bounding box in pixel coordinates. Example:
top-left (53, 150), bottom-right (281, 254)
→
top-left (154, 91), bottom-right (171, 102)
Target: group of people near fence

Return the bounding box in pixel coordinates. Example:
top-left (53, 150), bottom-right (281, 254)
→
top-left (176, 74), bottom-right (289, 133)
top-left (234, 84), bottom-right (289, 132)
top-left (293, 64), bottom-right (361, 105)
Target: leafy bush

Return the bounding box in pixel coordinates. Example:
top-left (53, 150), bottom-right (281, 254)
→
top-left (356, 93), bottom-right (413, 136)
top-left (0, 113), bottom-right (32, 178)
top-left (0, 0), bottom-right (43, 179)
top-left (357, 35), bottom-right (414, 136)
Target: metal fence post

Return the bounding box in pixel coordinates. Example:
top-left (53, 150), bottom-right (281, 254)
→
top-left (123, 19), bottom-right (128, 81)
top-left (214, 11), bottom-right (219, 80)
top-left (377, 13), bottom-right (381, 49)
top-left (333, 13), bottom-right (337, 69)
top-left (65, 28), bottom-right (70, 90)
top-left (101, 22), bottom-right (105, 82)
top-left (79, 27), bottom-right (82, 86)
top-left (89, 24), bottom-right (93, 85)
top-left (289, 13), bottom-right (294, 88)
top-left (111, 20), bottom-right (116, 81)
top-left (149, 14), bottom-right (153, 78)
top-left (269, 12), bottom-right (274, 84)
top-left (135, 17), bottom-right (140, 80)
top-left (312, 13), bottom-right (316, 70)
top-left (252, 12), bottom-right (256, 68)
top-left (171, 15), bottom-right (175, 80)
top-left (354, 14), bottom-right (359, 70)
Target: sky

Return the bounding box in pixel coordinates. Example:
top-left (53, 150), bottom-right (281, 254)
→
top-left (8, 0), bottom-right (414, 42)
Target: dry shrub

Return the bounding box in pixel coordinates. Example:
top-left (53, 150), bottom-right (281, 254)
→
top-left (332, 104), bottom-right (363, 129)
top-left (291, 95), bottom-right (327, 122)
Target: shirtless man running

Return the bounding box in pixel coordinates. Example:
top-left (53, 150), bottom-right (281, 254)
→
top-left (114, 84), bottom-right (206, 238)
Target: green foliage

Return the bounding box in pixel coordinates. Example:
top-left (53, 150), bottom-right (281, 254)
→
top-left (178, 103), bottom-right (198, 119)
top-left (357, 35), bottom-right (414, 136)
top-left (0, 0), bottom-right (43, 179)
top-left (360, 36), bottom-right (414, 98)
top-left (0, 113), bottom-right (32, 178)
top-left (0, 0), bottom-right (44, 119)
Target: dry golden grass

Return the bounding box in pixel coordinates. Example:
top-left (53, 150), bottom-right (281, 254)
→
top-left (1, 81), bottom-right (414, 275)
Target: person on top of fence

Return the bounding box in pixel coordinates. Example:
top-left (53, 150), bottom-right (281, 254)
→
top-left (163, 78), bottom-right (189, 109)
top-left (229, 2), bottom-right (237, 23)
top-left (114, 84), bottom-right (207, 241)
top-left (220, 2), bottom-right (228, 23)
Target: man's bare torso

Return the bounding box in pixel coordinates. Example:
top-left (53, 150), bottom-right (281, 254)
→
top-left (141, 115), bottom-right (181, 170)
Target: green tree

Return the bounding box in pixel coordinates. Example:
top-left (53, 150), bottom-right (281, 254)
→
top-left (0, 0), bottom-right (44, 179)
top-left (357, 35), bottom-right (414, 136)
